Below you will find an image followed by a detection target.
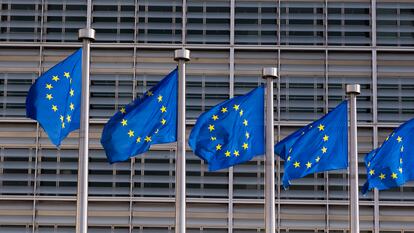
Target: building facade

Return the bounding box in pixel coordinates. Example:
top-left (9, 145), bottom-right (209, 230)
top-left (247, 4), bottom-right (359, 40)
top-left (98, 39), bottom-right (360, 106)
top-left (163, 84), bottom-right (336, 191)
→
top-left (0, 0), bottom-right (414, 232)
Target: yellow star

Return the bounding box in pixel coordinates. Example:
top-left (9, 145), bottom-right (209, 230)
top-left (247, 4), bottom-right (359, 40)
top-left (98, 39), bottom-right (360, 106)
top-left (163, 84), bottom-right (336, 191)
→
top-left (157, 95), bottom-right (163, 102)
top-left (318, 124), bottom-right (325, 131)
top-left (323, 134), bottom-right (329, 142)
top-left (160, 105), bottom-right (167, 113)
top-left (243, 119), bottom-right (248, 126)
top-left (379, 173), bottom-right (386, 180)
top-left (52, 75), bottom-right (59, 82)
top-left (145, 136), bottom-right (151, 142)
top-left (210, 136), bottom-right (216, 141)
top-left (45, 83), bottom-right (53, 90)
top-left (120, 107), bottom-right (126, 114)
top-left (242, 143), bottom-right (248, 150)
top-left (161, 118), bottom-right (166, 125)
top-left (64, 72), bottom-right (70, 78)
top-left (46, 94), bottom-right (53, 100)
top-left (321, 147), bottom-right (327, 154)
top-left (69, 89), bottom-right (74, 97)
top-left (401, 146), bottom-right (404, 152)
top-left (136, 137), bottom-right (141, 143)
top-left (221, 107), bottom-right (228, 113)
top-left (59, 115), bottom-right (64, 122)
top-left (52, 105), bottom-right (58, 112)
top-left (391, 172), bottom-right (398, 179)
top-left (315, 156), bottom-right (321, 162)
top-left (397, 136), bottom-right (402, 143)
top-left (369, 169), bottom-right (375, 176)
top-left (233, 104), bottom-right (239, 111)
top-left (61, 122), bottom-right (65, 128)
top-left (225, 151), bottom-right (231, 157)
top-left (399, 167), bottom-right (403, 174)
top-left (367, 162), bottom-right (371, 167)
top-left (287, 156), bottom-right (291, 161)
top-left (245, 132), bottom-right (250, 139)
top-left (121, 119), bottom-right (127, 126)
top-left (400, 158), bottom-right (403, 164)
top-left (233, 150), bottom-right (240, 156)
top-left (385, 136), bottom-right (389, 141)
top-left (69, 78), bottom-right (72, 84)
top-left (146, 91), bottom-right (153, 96)
top-left (216, 144), bottom-right (222, 151)
top-left (212, 115), bottom-right (219, 121)
top-left (128, 130), bottom-right (134, 137)
top-left (208, 124), bottom-right (215, 132)
top-left (70, 103), bottom-right (75, 111)
top-left (293, 161), bottom-right (300, 168)
top-left (306, 161), bottom-right (312, 168)
top-left (239, 110), bottom-right (243, 116)
top-left (66, 115), bottom-right (71, 123)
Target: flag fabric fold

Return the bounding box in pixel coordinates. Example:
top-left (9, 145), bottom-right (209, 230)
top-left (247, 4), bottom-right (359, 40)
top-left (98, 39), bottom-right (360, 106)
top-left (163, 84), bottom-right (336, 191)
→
top-left (274, 101), bottom-right (348, 188)
top-left (101, 68), bottom-right (178, 163)
top-left (26, 48), bottom-right (82, 146)
top-left (362, 118), bottom-right (414, 194)
top-left (189, 86), bottom-right (265, 171)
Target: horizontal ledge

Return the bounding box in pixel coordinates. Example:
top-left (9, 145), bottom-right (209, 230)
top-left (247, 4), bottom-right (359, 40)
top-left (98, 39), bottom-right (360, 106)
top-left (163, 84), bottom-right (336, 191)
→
top-left (0, 42), bottom-right (414, 52)
top-left (0, 118), bottom-right (403, 128)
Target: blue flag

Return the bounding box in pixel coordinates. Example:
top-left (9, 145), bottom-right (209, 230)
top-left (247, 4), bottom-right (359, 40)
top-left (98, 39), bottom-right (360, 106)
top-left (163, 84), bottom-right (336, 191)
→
top-left (362, 118), bottom-right (414, 194)
top-left (189, 86), bottom-right (264, 171)
top-left (26, 49), bottom-right (82, 146)
top-left (275, 101), bottom-right (348, 188)
top-left (101, 69), bottom-right (178, 163)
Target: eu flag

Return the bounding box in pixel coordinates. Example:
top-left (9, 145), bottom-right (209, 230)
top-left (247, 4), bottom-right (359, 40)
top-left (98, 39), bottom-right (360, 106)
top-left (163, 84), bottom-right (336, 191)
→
top-left (101, 69), bottom-right (178, 163)
top-left (26, 49), bottom-right (82, 146)
top-left (189, 86), bottom-right (264, 171)
top-left (362, 118), bottom-right (414, 194)
top-left (275, 101), bottom-right (348, 188)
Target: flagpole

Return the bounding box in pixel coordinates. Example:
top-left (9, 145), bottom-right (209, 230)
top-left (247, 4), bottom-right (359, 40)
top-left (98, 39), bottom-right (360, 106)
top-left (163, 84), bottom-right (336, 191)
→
top-left (76, 0), bottom-right (95, 232)
top-left (262, 67), bottom-right (277, 233)
top-left (346, 84), bottom-right (360, 233)
top-left (174, 48), bottom-right (190, 233)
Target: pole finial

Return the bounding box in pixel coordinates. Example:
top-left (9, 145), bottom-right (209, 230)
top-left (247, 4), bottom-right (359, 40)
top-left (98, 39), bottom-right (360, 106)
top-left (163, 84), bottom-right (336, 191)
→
top-left (262, 67), bottom-right (278, 79)
top-left (346, 84), bottom-right (361, 95)
top-left (78, 28), bottom-right (96, 41)
top-left (174, 49), bottom-right (190, 61)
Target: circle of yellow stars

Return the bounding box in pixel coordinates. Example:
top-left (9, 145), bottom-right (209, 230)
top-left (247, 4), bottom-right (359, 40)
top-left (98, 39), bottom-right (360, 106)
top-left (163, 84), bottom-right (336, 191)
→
top-left (367, 134), bottom-right (404, 182)
top-left (288, 123), bottom-right (329, 170)
top-left (47, 72), bottom-right (75, 129)
top-left (209, 104), bottom-right (250, 158)
top-left (120, 89), bottom-right (167, 145)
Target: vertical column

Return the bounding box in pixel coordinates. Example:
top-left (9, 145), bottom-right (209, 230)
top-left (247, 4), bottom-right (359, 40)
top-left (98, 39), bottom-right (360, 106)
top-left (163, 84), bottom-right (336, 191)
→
top-left (228, 47), bottom-right (235, 233)
top-left (276, 49), bottom-right (281, 233)
top-left (32, 44), bottom-right (44, 233)
top-left (182, 0), bottom-right (187, 44)
top-left (324, 49), bottom-right (330, 233)
top-left (229, 2), bottom-right (235, 229)
top-left (76, 0), bottom-right (95, 232)
top-left (262, 67), bottom-right (277, 233)
top-left (346, 84), bottom-right (360, 233)
top-left (371, 1), bottom-right (380, 232)
top-left (174, 48), bottom-right (190, 233)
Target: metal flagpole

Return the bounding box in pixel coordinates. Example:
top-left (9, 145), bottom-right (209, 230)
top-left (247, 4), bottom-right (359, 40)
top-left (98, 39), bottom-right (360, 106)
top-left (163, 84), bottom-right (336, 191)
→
top-left (76, 0), bottom-right (95, 232)
top-left (262, 68), bottom-right (277, 233)
top-left (174, 48), bottom-right (190, 233)
top-left (346, 84), bottom-right (361, 233)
